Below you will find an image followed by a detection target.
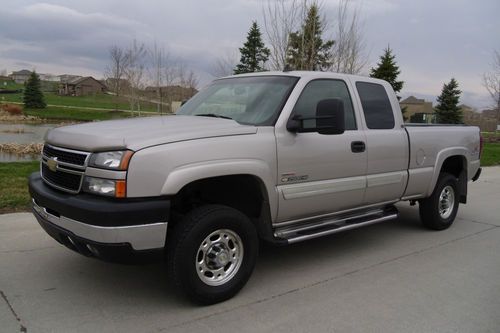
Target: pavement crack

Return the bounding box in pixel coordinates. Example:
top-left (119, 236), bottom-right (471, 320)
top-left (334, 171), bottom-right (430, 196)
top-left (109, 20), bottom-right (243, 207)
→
top-left (0, 290), bottom-right (27, 332)
top-left (0, 246), bottom-right (56, 254)
top-left (165, 225), bottom-right (498, 330)
top-left (460, 218), bottom-right (499, 227)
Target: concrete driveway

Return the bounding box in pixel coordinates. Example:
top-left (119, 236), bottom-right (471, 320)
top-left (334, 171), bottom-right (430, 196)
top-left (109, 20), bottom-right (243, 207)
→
top-left (1, 167), bottom-right (499, 333)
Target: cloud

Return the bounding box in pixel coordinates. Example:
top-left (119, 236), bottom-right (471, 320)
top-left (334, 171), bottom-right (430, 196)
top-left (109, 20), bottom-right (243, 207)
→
top-left (0, 3), bottom-right (150, 74)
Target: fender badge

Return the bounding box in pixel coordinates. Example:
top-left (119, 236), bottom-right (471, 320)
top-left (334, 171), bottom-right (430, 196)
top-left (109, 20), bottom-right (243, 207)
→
top-left (47, 158), bottom-right (58, 172)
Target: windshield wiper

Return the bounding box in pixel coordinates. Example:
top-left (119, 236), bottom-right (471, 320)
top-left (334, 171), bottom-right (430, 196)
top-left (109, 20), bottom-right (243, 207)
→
top-left (195, 113), bottom-right (233, 120)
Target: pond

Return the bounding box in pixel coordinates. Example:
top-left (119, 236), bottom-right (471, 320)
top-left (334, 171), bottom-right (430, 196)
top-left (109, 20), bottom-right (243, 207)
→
top-left (0, 122), bottom-right (58, 162)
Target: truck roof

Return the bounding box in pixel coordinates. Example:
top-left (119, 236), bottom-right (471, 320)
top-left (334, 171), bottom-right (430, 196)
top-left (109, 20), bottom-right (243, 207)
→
top-left (222, 70), bottom-right (388, 85)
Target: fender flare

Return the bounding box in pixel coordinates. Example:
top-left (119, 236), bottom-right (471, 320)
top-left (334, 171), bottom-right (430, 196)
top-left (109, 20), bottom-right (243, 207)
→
top-left (161, 159), bottom-right (278, 219)
top-left (426, 147), bottom-right (469, 197)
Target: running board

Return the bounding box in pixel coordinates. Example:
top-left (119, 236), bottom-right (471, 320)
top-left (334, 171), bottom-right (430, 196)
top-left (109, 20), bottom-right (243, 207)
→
top-left (274, 207), bottom-right (398, 244)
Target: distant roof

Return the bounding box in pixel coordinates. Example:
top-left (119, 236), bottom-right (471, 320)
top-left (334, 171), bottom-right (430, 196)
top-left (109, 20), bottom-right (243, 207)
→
top-left (400, 96), bottom-right (426, 104)
top-left (64, 76), bottom-right (106, 88)
top-left (12, 69), bottom-right (32, 75)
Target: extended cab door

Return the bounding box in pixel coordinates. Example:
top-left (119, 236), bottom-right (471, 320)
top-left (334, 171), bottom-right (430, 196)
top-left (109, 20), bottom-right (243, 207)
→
top-left (275, 79), bottom-right (367, 222)
top-left (354, 81), bottom-right (409, 205)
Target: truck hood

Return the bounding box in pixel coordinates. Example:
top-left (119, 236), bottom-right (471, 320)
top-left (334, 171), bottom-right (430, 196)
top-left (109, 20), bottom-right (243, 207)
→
top-left (45, 115), bottom-right (258, 152)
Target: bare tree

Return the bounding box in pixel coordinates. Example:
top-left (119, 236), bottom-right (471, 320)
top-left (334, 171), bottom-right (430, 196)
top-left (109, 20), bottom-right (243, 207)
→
top-left (148, 41), bottom-right (168, 113)
top-left (123, 40), bottom-right (146, 114)
top-left (330, 0), bottom-right (368, 74)
top-left (482, 50), bottom-right (500, 128)
top-left (104, 45), bottom-right (128, 96)
top-left (262, 0), bottom-right (301, 70)
top-left (0, 69), bottom-right (7, 76)
top-left (210, 50), bottom-right (239, 78)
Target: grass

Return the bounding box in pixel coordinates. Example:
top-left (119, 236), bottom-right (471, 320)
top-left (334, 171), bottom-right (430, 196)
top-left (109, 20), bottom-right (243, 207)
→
top-left (23, 106), bottom-right (136, 121)
top-left (0, 92), bottom-right (157, 111)
top-left (0, 80), bottom-right (24, 90)
top-left (0, 161), bottom-right (39, 213)
top-left (481, 143), bottom-right (500, 166)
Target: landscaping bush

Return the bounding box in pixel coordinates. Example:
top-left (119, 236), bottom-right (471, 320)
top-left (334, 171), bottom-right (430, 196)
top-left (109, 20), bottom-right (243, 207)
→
top-left (0, 103), bottom-right (23, 115)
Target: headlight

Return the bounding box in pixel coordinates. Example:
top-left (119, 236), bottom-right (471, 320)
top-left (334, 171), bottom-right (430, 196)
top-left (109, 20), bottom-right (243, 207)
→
top-left (89, 151), bottom-right (133, 170)
top-left (83, 177), bottom-right (126, 198)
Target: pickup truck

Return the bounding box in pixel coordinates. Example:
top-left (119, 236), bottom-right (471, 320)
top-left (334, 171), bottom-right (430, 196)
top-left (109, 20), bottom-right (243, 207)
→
top-left (29, 71), bottom-right (482, 304)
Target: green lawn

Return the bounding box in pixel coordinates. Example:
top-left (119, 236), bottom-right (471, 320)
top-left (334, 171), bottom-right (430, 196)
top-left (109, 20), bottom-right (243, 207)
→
top-left (23, 106), bottom-right (138, 121)
top-left (0, 92), bottom-right (157, 111)
top-left (0, 80), bottom-right (23, 90)
top-left (481, 143), bottom-right (500, 166)
top-left (0, 161), bottom-right (39, 213)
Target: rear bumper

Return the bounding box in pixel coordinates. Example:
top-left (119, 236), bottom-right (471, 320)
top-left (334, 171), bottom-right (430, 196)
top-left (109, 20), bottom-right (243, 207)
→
top-left (29, 172), bottom-right (170, 260)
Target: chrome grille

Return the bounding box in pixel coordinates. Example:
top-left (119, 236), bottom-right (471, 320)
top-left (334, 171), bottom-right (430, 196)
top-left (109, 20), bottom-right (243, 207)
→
top-left (43, 145), bottom-right (87, 166)
top-left (41, 145), bottom-right (90, 194)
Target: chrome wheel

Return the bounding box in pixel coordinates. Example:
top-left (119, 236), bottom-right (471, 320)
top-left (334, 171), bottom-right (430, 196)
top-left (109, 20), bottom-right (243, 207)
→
top-left (438, 185), bottom-right (455, 219)
top-left (196, 229), bottom-right (244, 286)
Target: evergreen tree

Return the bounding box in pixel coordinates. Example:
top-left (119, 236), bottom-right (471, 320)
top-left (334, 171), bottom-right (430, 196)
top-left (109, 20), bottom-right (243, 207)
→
top-left (370, 46), bottom-right (406, 119)
top-left (234, 21), bottom-right (270, 74)
top-left (23, 71), bottom-right (46, 109)
top-left (287, 4), bottom-right (334, 71)
top-left (435, 78), bottom-right (462, 124)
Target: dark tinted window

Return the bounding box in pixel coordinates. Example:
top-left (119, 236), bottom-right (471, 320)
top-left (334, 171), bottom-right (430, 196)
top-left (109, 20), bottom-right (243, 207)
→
top-left (356, 82), bottom-right (395, 129)
top-left (292, 79), bottom-right (357, 130)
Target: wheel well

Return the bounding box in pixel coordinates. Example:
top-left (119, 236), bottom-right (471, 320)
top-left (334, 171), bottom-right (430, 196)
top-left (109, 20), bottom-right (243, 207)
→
top-left (440, 155), bottom-right (466, 178)
top-left (439, 155), bottom-right (468, 203)
top-left (171, 175), bottom-right (268, 220)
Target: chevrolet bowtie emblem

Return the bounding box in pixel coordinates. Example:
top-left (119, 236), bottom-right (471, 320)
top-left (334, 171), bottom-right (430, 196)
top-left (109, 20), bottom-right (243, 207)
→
top-left (47, 158), bottom-right (58, 172)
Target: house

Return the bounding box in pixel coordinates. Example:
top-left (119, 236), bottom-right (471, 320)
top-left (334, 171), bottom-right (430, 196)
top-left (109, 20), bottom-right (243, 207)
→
top-left (400, 96), bottom-right (435, 123)
top-left (9, 69), bottom-right (32, 84)
top-left (58, 74), bottom-right (82, 83)
top-left (39, 73), bottom-right (60, 82)
top-left (59, 76), bottom-right (107, 96)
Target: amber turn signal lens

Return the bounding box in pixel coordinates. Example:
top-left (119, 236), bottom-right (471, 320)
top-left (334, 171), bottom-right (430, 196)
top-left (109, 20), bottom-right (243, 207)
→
top-left (115, 180), bottom-right (126, 198)
top-left (119, 151), bottom-right (134, 170)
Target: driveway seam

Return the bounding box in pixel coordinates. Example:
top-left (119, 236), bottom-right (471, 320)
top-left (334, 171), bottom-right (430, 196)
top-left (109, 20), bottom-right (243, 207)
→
top-left (1, 290), bottom-right (27, 332)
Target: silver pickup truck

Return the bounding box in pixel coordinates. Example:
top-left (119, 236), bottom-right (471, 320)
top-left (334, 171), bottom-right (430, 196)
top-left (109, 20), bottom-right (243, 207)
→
top-left (29, 71), bottom-right (482, 304)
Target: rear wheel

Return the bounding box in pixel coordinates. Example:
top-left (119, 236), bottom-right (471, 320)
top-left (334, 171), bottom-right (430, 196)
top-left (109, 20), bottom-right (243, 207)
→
top-left (167, 205), bottom-right (258, 304)
top-left (419, 173), bottom-right (459, 230)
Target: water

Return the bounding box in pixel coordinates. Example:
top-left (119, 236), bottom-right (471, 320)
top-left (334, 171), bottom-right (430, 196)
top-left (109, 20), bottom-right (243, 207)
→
top-left (0, 122), bottom-right (58, 162)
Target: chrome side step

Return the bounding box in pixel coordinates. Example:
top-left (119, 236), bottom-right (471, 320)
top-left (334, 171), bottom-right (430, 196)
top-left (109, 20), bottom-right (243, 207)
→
top-left (274, 207), bottom-right (398, 244)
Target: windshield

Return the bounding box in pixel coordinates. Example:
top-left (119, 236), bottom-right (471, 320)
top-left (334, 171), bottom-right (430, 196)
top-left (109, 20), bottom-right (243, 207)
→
top-left (176, 76), bottom-right (299, 126)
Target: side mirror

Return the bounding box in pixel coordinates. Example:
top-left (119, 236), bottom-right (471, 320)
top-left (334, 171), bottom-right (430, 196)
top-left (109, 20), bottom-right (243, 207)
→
top-left (287, 98), bottom-right (345, 135)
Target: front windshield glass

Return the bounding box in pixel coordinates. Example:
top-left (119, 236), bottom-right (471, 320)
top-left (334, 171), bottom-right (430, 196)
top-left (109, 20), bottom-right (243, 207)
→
top-left (176, 76), bottom-right (299, 126)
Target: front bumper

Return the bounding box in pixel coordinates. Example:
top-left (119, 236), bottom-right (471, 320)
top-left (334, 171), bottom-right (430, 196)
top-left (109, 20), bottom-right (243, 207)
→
top-left (29, 173), bottom-right (170, 260)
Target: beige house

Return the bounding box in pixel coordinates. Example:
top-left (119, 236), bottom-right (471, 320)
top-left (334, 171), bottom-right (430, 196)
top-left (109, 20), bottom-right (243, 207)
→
top-left (400, 96), bottom-right (435, 123)
top-left (59, 77), bottom-right (107, 96)
top-left (9, 69), bottom-right (32, 84)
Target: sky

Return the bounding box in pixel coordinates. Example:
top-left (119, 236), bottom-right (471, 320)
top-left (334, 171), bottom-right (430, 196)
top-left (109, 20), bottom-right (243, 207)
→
top-left (0, 0), bottom-right (499, 109)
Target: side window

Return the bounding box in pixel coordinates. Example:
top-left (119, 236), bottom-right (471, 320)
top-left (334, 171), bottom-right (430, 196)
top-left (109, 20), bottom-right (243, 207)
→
top-left (292, 80), bottom-right (357, 130)
top-left (356, 82), bottom-right (395, 129)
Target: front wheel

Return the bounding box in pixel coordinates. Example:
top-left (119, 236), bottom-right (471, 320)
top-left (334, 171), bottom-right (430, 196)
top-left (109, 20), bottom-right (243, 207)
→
top-left (419, 173), bottom-right (459, 230)
top-left (167, 205), bottom-right (258, 304)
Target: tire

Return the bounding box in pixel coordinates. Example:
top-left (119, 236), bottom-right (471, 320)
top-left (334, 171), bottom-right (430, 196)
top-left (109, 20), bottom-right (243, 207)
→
top-left (167, 205), bottom-right (259, 304)
top-left (419, 173), bottom-right (459, 230)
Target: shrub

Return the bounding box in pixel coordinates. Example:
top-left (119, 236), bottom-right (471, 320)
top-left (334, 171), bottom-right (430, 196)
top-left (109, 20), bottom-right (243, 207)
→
top-left (1, 103), bottom-right (23, 115)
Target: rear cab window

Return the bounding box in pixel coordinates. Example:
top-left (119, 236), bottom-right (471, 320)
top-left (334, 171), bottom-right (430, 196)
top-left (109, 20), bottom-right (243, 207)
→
top-left (356, 82), bottom-right (395, 129)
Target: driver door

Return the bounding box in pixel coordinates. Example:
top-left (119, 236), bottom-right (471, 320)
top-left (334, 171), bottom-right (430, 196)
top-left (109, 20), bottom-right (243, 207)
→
top-left (275, 79), bottom-right (367, 222)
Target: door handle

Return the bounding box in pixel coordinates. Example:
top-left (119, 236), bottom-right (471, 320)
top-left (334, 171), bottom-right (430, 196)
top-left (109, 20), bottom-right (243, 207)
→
top-left (351, 141), bottom-right (366, 153)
